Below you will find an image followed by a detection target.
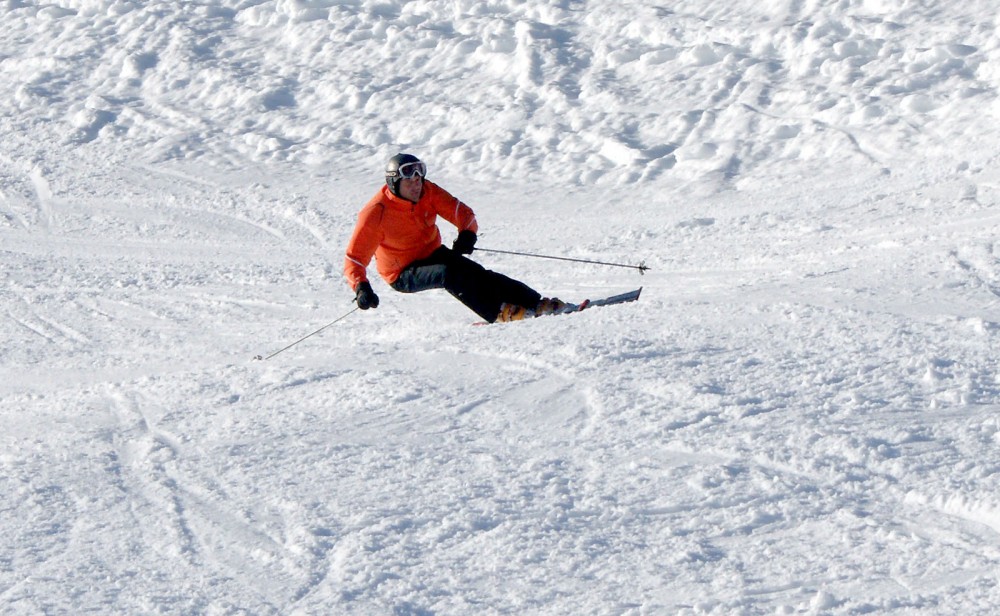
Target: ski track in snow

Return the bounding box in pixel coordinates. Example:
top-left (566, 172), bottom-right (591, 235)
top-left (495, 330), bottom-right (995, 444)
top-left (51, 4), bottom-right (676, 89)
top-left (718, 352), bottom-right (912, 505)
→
top-left (3, 0), bottom-right (1000, 613)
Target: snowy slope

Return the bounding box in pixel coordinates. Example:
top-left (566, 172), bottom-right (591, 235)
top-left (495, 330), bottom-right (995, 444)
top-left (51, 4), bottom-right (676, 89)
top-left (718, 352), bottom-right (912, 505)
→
top-left (2, 0), bottom-right (1000, 614)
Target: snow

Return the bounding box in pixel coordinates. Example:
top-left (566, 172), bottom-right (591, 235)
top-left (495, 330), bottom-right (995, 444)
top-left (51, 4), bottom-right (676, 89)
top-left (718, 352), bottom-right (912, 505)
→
top-left (2, 0), bottom-right (1000, 613)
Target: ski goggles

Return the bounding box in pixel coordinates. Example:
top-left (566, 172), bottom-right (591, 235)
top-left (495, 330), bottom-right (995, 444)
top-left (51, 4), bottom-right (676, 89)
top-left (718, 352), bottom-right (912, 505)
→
top-left (397, 160), bottom-right (426, 180)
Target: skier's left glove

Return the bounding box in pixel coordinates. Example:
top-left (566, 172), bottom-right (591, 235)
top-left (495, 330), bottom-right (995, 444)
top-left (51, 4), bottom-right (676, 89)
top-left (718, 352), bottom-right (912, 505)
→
top-left (452, 230), bottom-right (477, 255)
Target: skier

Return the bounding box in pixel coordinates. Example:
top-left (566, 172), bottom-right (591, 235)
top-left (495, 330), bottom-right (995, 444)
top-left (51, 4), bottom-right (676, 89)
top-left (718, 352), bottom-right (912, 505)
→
top-left (344, 153), bottom-right (566, 323)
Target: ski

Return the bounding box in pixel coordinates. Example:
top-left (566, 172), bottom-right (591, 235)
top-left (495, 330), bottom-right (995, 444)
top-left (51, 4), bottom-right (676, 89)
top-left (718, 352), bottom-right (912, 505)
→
top-left (476, 287), bottom-right (642, 325)
top-left (553, 287), bottom-right (641, 316)
top-left (577, 287), bottom-right (642, 310)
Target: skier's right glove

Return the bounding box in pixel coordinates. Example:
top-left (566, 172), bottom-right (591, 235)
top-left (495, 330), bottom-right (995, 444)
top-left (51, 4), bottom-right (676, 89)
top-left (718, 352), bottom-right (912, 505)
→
top-left (355, 281), bottom-right (379, 310)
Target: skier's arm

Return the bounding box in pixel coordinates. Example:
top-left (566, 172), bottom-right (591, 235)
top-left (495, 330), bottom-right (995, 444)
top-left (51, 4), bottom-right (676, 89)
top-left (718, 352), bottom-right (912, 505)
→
top-left (427, 182), bottom-right (478, 234)
top-left (344, 204), bottom-right (382, 291)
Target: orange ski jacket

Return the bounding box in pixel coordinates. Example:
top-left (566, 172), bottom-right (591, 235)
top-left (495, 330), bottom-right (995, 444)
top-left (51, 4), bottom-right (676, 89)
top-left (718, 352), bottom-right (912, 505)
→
top-left (344, 180), bottom-right (479, 289)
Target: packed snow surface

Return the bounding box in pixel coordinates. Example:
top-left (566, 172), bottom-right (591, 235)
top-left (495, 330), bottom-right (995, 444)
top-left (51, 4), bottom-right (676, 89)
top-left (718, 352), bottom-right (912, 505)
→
top-left (3, 0), bottom-right (1000, 614)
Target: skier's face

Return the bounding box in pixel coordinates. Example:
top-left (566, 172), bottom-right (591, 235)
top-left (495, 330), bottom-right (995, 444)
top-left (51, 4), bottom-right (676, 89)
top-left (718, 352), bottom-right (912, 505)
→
top-left (399, 176), bottom-right (423, 202)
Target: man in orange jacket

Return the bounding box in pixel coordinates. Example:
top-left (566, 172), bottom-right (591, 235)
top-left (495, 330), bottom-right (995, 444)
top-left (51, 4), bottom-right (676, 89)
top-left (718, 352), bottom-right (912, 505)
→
top-left (344, 153), bottom-right (565, 323)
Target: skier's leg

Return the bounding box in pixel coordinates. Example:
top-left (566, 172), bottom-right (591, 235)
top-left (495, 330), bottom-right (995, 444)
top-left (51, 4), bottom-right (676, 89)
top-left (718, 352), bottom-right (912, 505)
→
top-left (441, 252), bottom-right (541, 322)
top-left (393, 247), bottom-right (541, 322)
top-left (391, 254), bottom-right (449, 293)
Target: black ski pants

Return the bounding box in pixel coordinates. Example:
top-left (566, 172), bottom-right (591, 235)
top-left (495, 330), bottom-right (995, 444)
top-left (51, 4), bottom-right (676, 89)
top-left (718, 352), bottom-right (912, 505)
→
top-left (391, 246), bottom-right (541, 322)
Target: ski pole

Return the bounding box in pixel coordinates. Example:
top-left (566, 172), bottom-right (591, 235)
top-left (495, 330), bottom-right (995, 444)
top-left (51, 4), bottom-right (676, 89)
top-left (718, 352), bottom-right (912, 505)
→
top-left (474, 247), bottom-right (650, 275)
top-left (253, 306), bottom-right (360, 361)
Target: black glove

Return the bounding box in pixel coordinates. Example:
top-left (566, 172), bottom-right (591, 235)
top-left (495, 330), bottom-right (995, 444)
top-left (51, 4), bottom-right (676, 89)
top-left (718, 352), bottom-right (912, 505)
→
top-left (355, 281), bottom-right (379, 310)
top-left (452, 230), bottom-right (477, 255)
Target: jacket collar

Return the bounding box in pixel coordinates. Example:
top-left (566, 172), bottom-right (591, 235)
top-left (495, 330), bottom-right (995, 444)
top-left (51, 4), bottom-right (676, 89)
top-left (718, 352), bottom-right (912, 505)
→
top-left (383, 182), bottom-right (427, 206)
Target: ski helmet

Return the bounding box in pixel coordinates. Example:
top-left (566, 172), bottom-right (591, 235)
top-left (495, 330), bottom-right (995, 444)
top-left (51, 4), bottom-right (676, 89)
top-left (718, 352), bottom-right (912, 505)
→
top-left (385, 153), bottom-right (426, 197)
